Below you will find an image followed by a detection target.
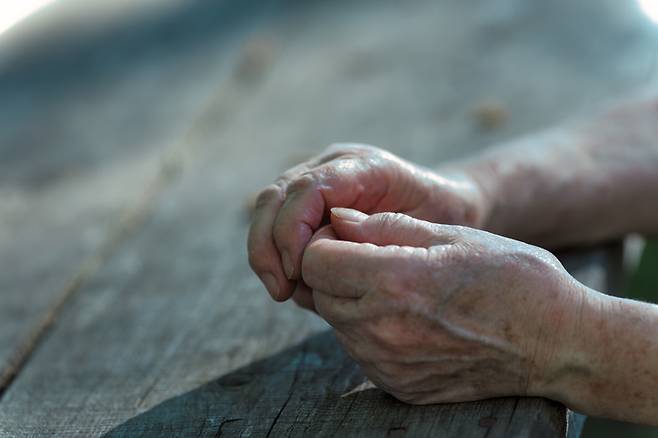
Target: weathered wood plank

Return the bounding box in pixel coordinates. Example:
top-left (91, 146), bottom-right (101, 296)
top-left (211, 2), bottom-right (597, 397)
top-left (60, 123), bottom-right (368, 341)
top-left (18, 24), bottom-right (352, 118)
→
top-left (0, 156), bottom-right (157, 390)
top-left (0, 0), bottom-right (279, 392)
top-left (101, 332), bottom-right (569, 438)
top-left (0, 0), bottom-right (650, 436)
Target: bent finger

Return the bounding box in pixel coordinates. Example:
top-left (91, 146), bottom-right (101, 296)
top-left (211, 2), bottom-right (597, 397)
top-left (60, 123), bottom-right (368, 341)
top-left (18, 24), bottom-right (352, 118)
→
top-left (247, 184), bottom-right (296, 301)
top-left (302, 232), bottom-right (429, 298)
top-left (272, 160), bottom-right (388, 281)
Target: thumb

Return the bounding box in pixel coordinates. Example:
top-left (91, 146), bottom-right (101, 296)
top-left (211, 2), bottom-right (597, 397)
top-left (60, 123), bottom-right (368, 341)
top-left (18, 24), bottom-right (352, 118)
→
top-left (330, 208), bottom-right (452, 247)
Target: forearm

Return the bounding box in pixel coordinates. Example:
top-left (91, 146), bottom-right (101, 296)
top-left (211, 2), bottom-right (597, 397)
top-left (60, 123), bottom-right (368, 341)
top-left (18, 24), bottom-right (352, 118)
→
top-left (451, 95), bottom-right (658, 247)
top-left (544, 290), bottom-right (658, 425)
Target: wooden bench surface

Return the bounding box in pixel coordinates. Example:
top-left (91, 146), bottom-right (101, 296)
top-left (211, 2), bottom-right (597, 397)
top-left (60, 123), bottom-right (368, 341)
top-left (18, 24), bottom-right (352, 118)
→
top-left (0, 0), bottom-right (650, 435)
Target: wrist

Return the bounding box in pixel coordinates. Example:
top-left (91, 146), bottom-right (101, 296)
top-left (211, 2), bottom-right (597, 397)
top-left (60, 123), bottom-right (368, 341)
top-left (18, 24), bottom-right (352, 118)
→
top-left (440, 127), bottom-right (582, 240)
top-left (529, 283), bottom-right (612, 413)
top-left (542, 293), bottom-right (658, 423)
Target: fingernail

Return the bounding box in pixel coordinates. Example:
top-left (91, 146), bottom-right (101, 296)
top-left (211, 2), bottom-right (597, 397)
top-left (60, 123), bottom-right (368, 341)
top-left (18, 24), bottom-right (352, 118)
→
top-left (262, 273), bottom-right (280, 299)
top-left (282, 251), bottom-right (294, 279)
top-left (331, 207), bottom-right (368, 223)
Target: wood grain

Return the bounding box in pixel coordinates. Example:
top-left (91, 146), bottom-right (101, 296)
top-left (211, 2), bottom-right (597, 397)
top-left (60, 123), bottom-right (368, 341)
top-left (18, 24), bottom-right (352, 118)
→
top-left (102, 332), bottom-right (569, 438)
top-left (0, 0), bottom-right (281, 394)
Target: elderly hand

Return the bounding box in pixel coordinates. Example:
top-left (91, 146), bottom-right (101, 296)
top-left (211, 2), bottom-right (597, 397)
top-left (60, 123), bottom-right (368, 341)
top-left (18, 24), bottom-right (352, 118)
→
top-left (248, 144), bottom-right (487, 311)
top-left (301, 208), bottom-right (589, 404)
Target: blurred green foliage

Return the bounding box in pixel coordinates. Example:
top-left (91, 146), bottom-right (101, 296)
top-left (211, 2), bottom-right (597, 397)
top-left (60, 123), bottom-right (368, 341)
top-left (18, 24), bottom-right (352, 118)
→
top-left (628, 240), bottom-right (658, 303)
top-left (581, 239), bottom-right (658, 437)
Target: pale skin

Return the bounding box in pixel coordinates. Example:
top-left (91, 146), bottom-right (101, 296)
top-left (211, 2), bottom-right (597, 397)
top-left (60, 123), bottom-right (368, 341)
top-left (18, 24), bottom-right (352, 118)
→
top-left (247, 93), bottom-right (658, 425)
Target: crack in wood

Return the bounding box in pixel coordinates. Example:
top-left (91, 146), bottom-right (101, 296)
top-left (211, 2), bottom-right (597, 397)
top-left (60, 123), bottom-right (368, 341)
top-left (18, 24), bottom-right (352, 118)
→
top-left (335, 387), bottom-right (359, 432)
top-left (265, 346), bottom-right (306, 437)
top-left (506, 397), bottom-right (520, 429)
top-left (215, 418), bottom-right (242, 437)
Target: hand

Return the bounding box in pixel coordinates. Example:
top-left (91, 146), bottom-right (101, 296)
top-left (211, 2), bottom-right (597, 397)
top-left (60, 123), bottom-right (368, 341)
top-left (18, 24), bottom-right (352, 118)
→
top-left (301, 208), bottom-right (587, 404)
top-left (247, 143), bottom-right (487, 311)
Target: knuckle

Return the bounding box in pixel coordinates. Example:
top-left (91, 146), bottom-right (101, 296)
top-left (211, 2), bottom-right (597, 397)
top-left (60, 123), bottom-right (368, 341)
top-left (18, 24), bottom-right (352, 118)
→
top-left (373, 212), bottom-right (409, 232)
top-left (255, 184), bottom-right (283, 209)
top-left (286, 173), bottom-right (316, 196)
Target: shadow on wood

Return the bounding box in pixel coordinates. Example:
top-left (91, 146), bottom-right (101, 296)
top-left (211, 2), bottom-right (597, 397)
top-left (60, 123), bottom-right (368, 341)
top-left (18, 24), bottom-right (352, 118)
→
top-left (102, 330), bottom-right (567, 438)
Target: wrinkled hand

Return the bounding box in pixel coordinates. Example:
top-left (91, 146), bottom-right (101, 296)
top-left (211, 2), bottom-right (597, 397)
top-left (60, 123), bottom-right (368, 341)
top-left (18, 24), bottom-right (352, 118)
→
top-left (248, 143), bottom-right (487, 311)
top-left (301, 208), bottom-right (585, 404)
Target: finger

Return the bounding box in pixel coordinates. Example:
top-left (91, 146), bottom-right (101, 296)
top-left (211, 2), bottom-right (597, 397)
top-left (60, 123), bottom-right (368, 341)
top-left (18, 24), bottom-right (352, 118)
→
top-left (301, 229), bottom-right (429, 298)
top-left (312, 289), bottom-right (361, 325)
top-left (330, 208), bottom-right (455, 248)
top-left (291, 282), bottom-right (316, 313)
top-left (272, 159), bottom-right (389, 281)
top-left (308, 223), bottom-right (337, 243)
top-left (246, 147), bottom-right (366, 300)
top-left (268, 146), bottom-right (365, 283)
top-left (247, 155), bottom-right (327, 300)
top-left (247, 184), bottom-right (296, 301)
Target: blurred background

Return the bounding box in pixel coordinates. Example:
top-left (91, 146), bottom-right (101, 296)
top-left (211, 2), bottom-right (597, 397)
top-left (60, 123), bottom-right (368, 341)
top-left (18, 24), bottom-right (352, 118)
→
top-left (0, 0), bottom-right (657, 436)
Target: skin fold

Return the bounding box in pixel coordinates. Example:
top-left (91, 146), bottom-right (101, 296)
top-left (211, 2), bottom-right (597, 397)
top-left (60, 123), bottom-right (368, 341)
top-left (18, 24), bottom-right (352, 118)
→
top-left (247, 93), bottom-right (658, 425)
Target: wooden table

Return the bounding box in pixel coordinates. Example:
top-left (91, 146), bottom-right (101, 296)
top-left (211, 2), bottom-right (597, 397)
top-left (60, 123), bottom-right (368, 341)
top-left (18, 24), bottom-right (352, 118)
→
top-left (0, 0), bottom-right (652, 436)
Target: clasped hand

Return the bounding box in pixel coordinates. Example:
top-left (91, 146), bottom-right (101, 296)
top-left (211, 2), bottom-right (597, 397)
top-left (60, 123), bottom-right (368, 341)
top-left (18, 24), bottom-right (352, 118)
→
top-left (248, 144), bottom-right (585, 404)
